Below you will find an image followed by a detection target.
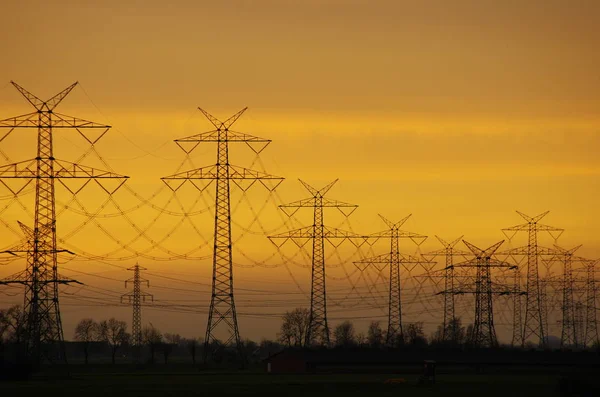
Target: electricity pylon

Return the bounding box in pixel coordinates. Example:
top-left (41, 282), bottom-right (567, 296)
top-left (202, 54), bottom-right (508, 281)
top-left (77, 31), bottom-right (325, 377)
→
top-left (121, 264), bottom-right (152, 361)
top-left (449, 240), bottom-right (516, 348)
top-left (0, 81), bottom-right (128, 367)
top-left (511, 268), bottom-right (525, 347)
top-left (583, 259), bottom-right (599, 347)
top-left (353, 214), bottom-right (428, 345)
top-left (553, 245), bottom-right (582, 348)
top-left (502, 211), bottom-right (563, 347)
top-left (162, 107), bottom-right (283, 363)
top-left (575, 301), bottom-right (585, 347)
top-left (269, 179), bottom-right (360, 346)
top-left (425, 235), bottom-right (470, 342)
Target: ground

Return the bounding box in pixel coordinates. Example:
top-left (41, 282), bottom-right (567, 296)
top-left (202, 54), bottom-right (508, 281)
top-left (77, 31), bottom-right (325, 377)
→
top-left (0, 365), bottom-right (587, 397)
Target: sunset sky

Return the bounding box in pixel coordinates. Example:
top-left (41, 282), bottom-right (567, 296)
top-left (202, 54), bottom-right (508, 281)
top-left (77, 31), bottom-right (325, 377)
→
top-left (0, 0), bottom-right (599, 344)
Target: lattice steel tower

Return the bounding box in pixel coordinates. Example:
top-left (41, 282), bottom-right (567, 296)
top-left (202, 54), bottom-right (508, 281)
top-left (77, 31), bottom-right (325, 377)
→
top-left (162, 108), bottom-right (282, 362)
top-left (584, 259), bottom-right (599, 347)
top-left (555, 245), bottom-right (581, 348)
top-left (425, 235), bottom-right (468, 342)
top-left (502, 211), bottom-right (563, 347)
top-left (450, 240), bottom-right (515, 348)
top-left (121, 264), bottom-right (152, 360)
top-left (354, 214), bottom-right (428, 345)
top-left (269, 179), bottom-right (359, 346)
top-left (0, 82), bottom-right (128, 366)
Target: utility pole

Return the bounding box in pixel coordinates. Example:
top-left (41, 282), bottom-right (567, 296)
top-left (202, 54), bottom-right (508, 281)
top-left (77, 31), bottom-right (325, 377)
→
top-left (121, 264), bottom-right (152, 361)
top-left (425, 235), bottom-right (469, 342)
top-left (162, 107), bottom-right (283, 363)
top-left (269, 179), bottom-right (361, 346)
top-left (502, 211), bottom-right (563, 348)
top-left (353, 214), bottom-right (428, 345)
top-left (0, 82), bottom-right (128, 367)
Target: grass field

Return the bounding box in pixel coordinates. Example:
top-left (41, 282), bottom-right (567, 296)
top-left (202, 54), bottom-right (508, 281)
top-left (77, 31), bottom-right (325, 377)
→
top-left (0, 366), bottom-right (583, 397)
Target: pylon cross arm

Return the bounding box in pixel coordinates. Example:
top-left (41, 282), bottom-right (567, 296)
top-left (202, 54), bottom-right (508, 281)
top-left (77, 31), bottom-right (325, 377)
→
top-left (51, 112), bottom-right (111, 129)
top-left (0, 112), bottom-right (39, 128)
top-left (175, 129), bottom-right (271, 143)
top-left (497, 246), bottom-right (562, 256)
top-left (162, 164), bottom-right (282, 181)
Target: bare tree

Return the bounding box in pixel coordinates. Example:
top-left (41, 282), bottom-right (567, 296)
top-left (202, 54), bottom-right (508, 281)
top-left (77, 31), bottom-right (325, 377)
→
top-left (99, 318), bottom-right (129, 364)
top-left (405, 322), bottom-right (427, 346)
top-left (162, 333), bottom-right (181, 364)
top-left (184, 337), bottom-right (201, 365)
top-left (278, 308), bottom-right (310, 347)
top-left (142, 324), bottom-right (162, 363)
top-left (432, 317), bottom-right (466, 346)
top-left (333, 321), bottom-right (356, 347)
top-left (74, 318), bottom-right (100, 364)
top-left (0, 305), bottom-right (26, 344)
top-left (367, 321), bottom-right (384, 348)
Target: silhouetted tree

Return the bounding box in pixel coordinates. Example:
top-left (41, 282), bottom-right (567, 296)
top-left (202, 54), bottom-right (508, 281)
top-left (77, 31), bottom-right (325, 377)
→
top-left (99, 318), bottom-right (128, 364)
top-left (0, 305), bottom-right (26, 343)
top-left (259, 339), bottom-right (283, 357)
top-left (334, 321), bottom-right (356, 347)
top-left (405, 322), bottom-right (427, 346)
top-left (367, 321), bottom-right (384, 348)
top-left (184, 337), bottom-right (201, 365)
top-left (162, 333), bottom-right (181, 364)
top-left (432, 317), bottom-right (466, 347)
top-left (74, 318), bottom-right (100, 364)
top-left (278, 308), bottom-right (310, 347)
top-left (356, 332), bottom-right (367, 347)
top-left (142, 324), bottom-right (162, 363)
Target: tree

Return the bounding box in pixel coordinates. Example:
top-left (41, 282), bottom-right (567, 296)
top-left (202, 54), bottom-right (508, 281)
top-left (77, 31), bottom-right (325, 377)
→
top-left (432, 317), bottom-right (466, 346)
top-left (405, 322), bottom-right (427, 346)
top-left (142, 324), bottom-right (162, 363)
top-left (184, 337), bottom-right (201, 365)
top-left (0, 305), bottom-right (26, 344)
top-left (356, 332), bottom-right (367, 347)
top-left (74, 318), bottom-right (100, 364)
top-left (278, 308), bottom-right (310, 347)
top-left (367, 321), bottom-right (384, 348)
top-left (162, 333), bottom-right (182, 364)
top-left (259, 339), bottom-right (283, 358)
top-left (99, 318), bottom-right (128, 364)
top-left (333, 321), bottom-right (356, 347)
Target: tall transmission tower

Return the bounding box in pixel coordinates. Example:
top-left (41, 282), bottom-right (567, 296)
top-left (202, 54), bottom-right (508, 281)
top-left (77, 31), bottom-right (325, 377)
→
top-left (574, 301), bottom-right (585, 347)
top-left (583, 259), bottom-right (599, 348)
top-left (162, 107), bottom-right (282, 362)
top-left (121, 264), bottom-right (152, 361)
top-left (502, 211), bottom-right (563, 347)
top-left (0, 81), bottom-right (128, 367)
top-left (449, 240), bottom-right (516, 348)
top-left (353, 214), bottom-right (428, 345)
top-left (554, 245), bottom-right (582, 348)
top-left (511, 268), bottom-right (525, 347)
top-left (425, 235), bottom-right (469, 342)
top-left (269, 179), bottom-right (360, 346)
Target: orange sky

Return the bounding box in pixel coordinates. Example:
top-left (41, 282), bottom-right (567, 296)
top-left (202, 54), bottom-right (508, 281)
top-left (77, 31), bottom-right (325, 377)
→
top-left (0, 0), bottom-right (599, 344)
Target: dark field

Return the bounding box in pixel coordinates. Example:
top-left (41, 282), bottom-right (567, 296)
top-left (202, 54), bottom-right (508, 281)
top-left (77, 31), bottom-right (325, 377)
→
top-left (0, 366), bottom-right (595, 397)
